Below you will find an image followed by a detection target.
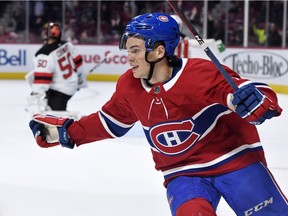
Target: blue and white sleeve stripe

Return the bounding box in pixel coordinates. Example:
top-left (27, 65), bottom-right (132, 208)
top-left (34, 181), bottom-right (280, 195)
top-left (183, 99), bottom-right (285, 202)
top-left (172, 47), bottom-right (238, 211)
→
top-left (99, 109), bottom-right (135, 137)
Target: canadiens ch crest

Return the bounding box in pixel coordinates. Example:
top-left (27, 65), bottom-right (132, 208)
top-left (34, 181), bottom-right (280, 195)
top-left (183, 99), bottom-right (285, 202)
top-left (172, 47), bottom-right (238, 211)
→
top-left (149, 119), bottom-right (200, 155)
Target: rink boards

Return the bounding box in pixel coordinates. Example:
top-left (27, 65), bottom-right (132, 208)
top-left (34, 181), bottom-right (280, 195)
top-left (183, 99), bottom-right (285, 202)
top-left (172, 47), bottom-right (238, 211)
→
top-left (0, 44), bottom-right (288, 93)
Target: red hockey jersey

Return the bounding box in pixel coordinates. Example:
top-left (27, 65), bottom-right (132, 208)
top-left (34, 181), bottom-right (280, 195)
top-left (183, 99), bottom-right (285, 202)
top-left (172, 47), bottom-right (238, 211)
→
top-left (68, 58), bottom-right (282, 185)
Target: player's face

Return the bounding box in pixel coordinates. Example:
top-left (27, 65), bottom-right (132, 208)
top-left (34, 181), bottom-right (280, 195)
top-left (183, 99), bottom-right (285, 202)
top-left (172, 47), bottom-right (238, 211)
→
top-left (126, 37), bottom-right (151, 79)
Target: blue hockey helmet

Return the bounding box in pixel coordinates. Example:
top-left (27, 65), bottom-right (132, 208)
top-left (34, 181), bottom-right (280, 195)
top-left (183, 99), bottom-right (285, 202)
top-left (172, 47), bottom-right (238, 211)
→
top-left (119, 13), bottom-right (180, 57)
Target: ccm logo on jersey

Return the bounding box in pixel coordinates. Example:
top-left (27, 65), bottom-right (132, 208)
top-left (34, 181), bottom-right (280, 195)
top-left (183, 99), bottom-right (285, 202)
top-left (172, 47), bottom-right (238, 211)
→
top-left (149, 119), bottom-right (200, 155)
top-left (244, 197), bottom-right (273, 215)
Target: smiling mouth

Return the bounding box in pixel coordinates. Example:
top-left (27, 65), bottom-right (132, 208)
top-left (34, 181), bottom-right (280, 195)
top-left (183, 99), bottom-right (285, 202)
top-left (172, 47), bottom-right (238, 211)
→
top-left (132, 66), bottom-right (139, 71)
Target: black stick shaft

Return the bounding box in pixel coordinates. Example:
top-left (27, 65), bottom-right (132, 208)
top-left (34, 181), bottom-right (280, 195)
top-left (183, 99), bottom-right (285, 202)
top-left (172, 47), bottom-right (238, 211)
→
top-left (167, 0), bottom-right (238, 91)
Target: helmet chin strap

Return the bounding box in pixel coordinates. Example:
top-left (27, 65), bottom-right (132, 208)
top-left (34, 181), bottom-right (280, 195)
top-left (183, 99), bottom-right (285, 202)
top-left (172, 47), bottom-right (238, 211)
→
top-left (144, 52), bottom-right (166, 84)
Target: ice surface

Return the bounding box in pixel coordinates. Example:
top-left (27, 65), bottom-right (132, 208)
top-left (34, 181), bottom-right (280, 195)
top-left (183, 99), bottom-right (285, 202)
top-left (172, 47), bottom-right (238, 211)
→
top-left (0, 80), bottom-right (287, 216)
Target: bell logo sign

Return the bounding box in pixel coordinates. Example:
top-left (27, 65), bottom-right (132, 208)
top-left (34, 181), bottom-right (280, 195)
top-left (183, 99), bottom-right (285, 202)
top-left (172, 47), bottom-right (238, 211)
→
top-left (0, 49), bottom-right (27, 66)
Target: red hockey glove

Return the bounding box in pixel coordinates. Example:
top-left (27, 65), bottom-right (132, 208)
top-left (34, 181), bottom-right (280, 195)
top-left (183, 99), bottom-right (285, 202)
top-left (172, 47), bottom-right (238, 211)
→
top-left (228, 84), bottom-right (278, 125)
top-left (29, 114), bottom-right (75, 148)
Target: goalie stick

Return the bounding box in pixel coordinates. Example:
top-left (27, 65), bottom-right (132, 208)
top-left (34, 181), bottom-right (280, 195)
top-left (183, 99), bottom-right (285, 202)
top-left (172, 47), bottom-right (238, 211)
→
top-left (167, 0), bottom-right (238, 91)
top-left (88, 52), bottom-right (113, 73)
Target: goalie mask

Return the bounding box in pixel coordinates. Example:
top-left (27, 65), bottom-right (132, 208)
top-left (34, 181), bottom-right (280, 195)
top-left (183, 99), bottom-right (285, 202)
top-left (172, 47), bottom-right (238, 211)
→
top-left (42, 22), bottom-right (62, 42)
top-left (119, 13), bottom-right (180, 57)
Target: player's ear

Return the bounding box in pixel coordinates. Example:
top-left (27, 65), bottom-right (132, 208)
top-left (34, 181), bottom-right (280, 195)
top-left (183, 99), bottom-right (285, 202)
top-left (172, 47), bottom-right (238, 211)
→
top-left (156, 44), bottom-right (166, 58)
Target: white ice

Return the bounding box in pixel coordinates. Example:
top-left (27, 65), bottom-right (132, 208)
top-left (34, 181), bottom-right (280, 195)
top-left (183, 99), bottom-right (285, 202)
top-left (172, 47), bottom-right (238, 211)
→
top-left (0, 80), bottom-right (287, 216)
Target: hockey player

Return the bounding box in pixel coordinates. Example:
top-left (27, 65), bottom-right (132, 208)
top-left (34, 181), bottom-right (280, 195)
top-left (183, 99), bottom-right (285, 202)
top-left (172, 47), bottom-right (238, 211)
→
top-left (26, 22), bottom-right (86, 113)
top-left (29, 13), bottom-right (288, 216)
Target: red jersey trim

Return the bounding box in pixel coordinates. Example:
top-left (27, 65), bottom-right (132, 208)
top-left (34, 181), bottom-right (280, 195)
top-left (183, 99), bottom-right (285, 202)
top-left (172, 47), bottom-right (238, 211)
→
top-left (163, 142), bottom-right (264, 181)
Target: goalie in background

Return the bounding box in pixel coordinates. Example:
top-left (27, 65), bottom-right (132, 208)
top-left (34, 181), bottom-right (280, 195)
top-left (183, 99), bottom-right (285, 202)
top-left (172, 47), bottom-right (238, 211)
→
top-left (25, 22), bottom-right (87, 118)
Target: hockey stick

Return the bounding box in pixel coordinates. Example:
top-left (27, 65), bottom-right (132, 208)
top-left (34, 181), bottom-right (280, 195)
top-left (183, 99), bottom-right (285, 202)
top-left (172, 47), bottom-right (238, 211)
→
top-left (167, 0), bottom-right (238, 91)
top-left (88, 52), bottom-right (113, 73)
